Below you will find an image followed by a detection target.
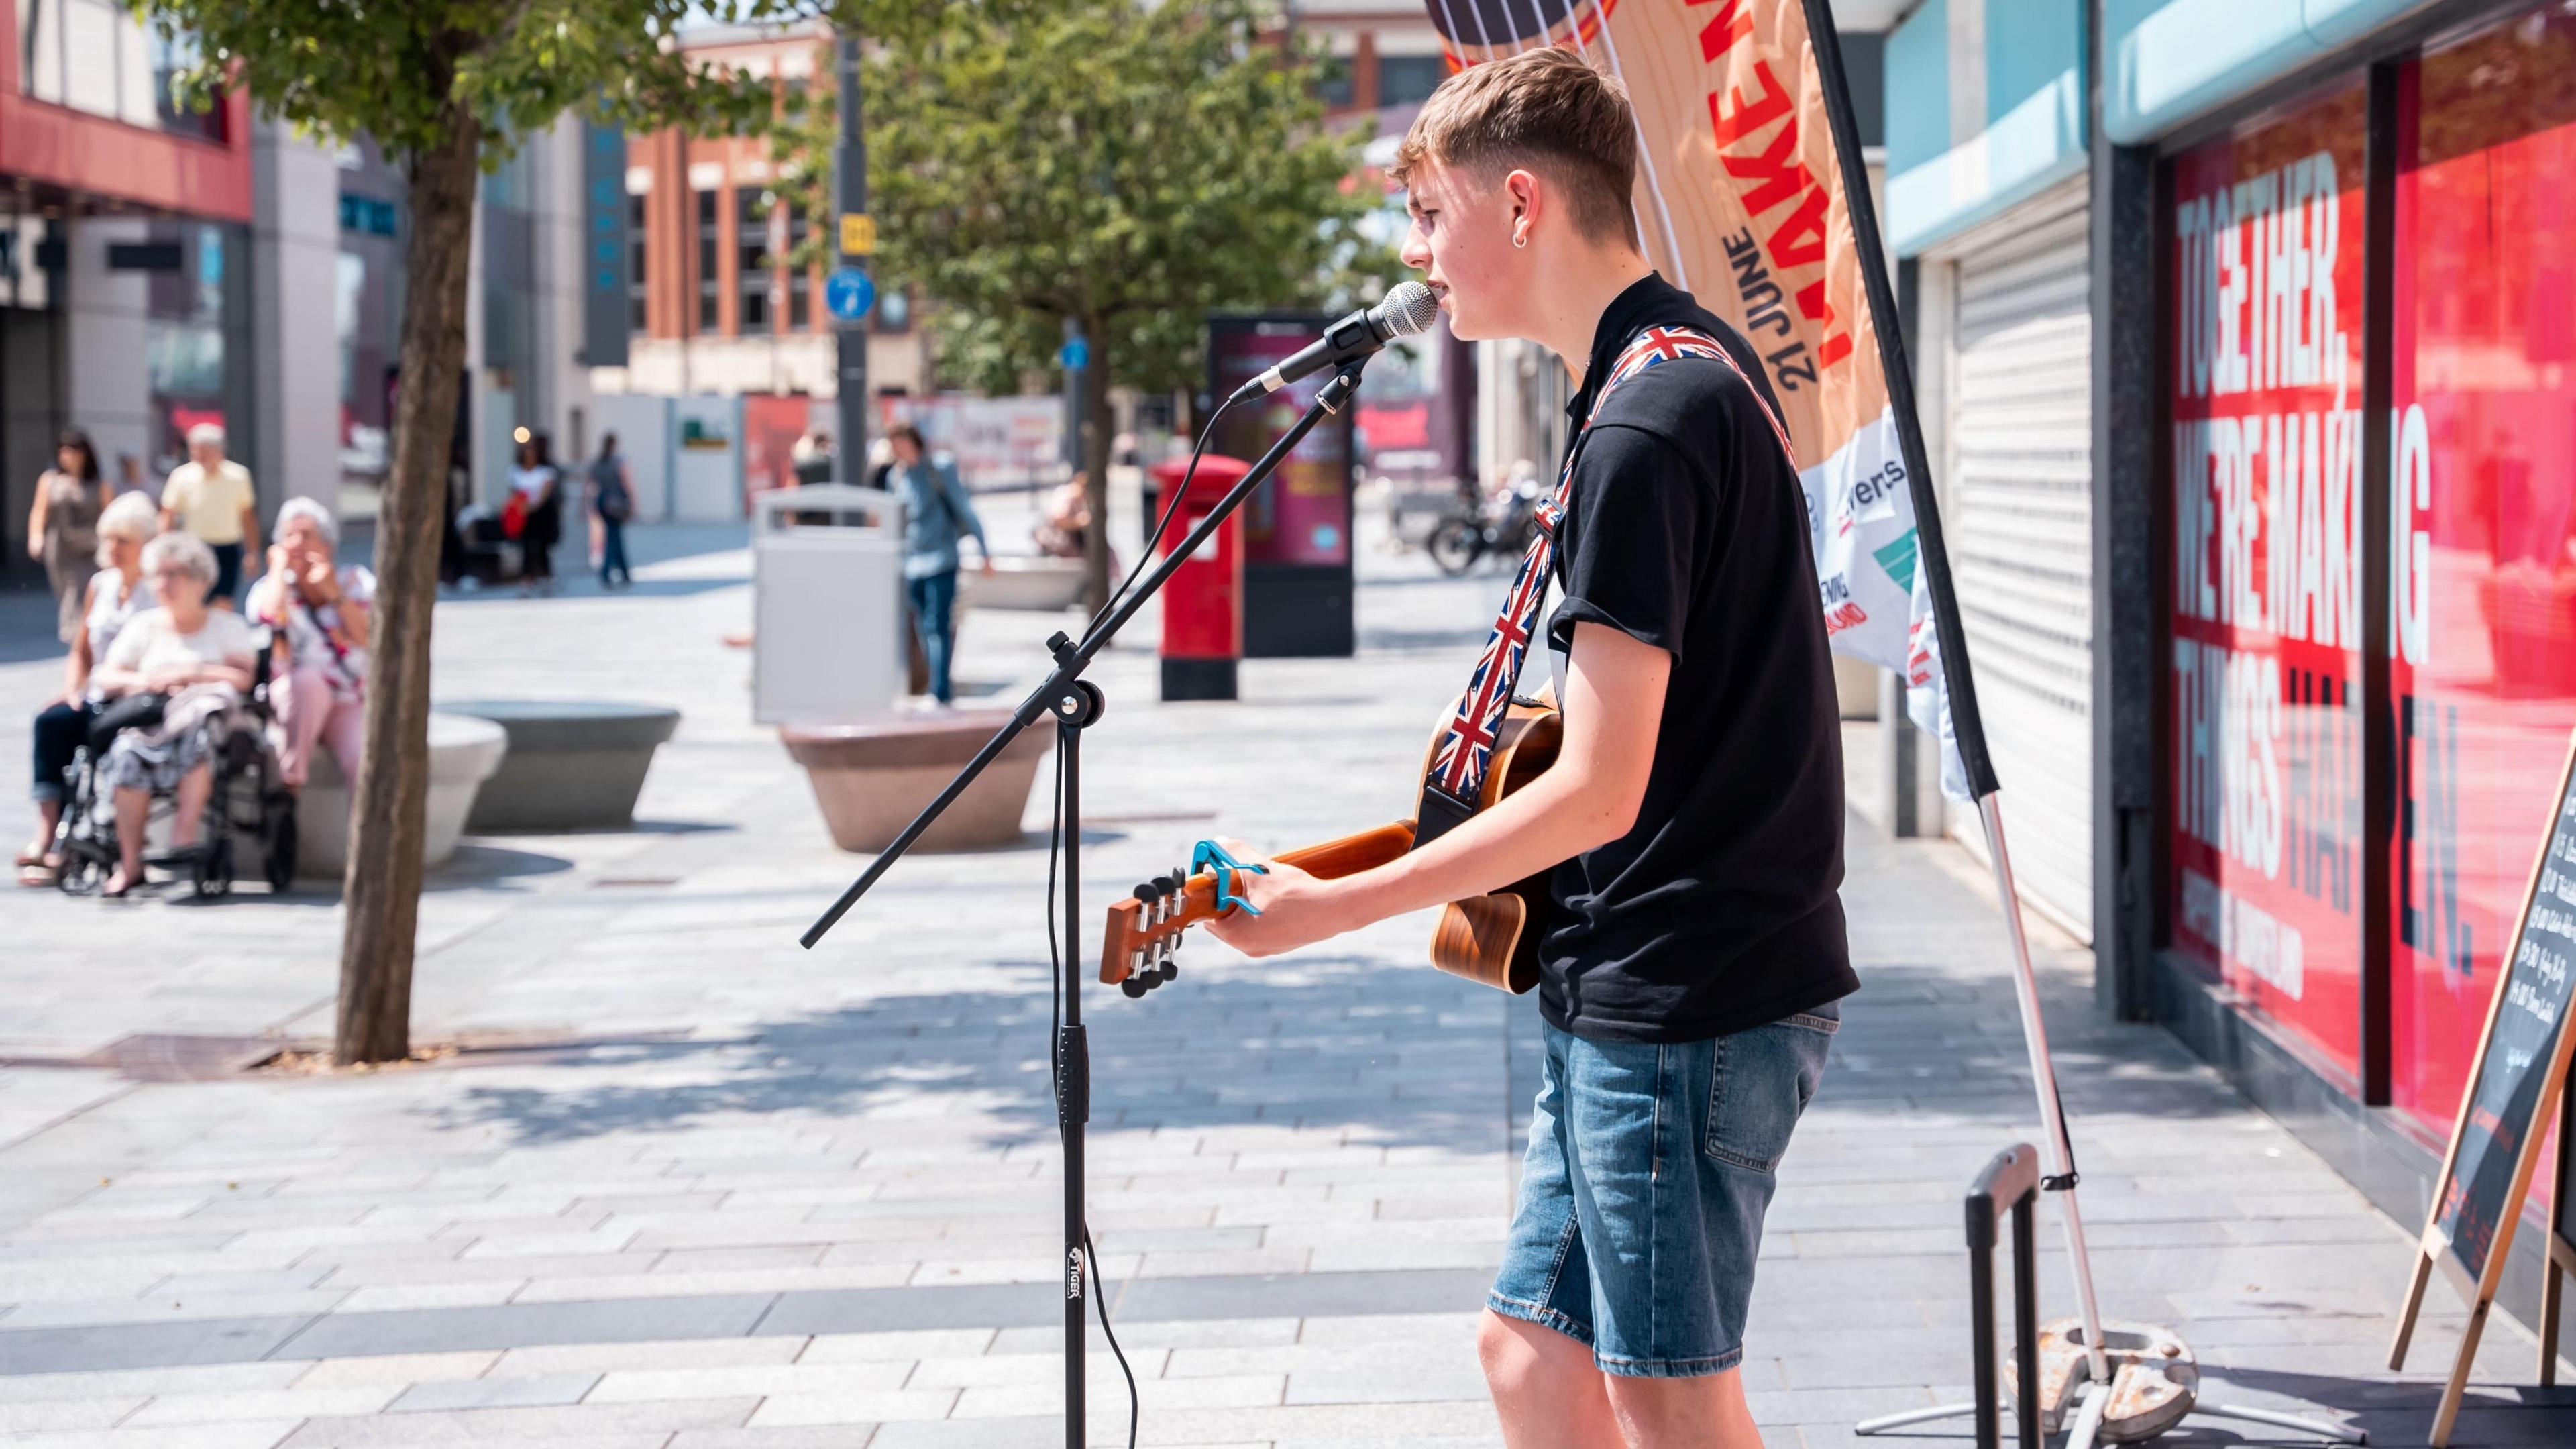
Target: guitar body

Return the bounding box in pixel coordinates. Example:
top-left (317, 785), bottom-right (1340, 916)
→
top-left (1098, 700), bottom-right (1562, 995)
top-left (1416, 701), bottom-right (1560, 994)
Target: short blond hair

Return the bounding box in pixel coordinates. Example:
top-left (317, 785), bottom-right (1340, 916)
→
top-left (95, 492), bottom-right (160, 570)
top-left (142, 531), bottom-right (217, 589)
top-left (1391, 47), bottom-right (1638, 245)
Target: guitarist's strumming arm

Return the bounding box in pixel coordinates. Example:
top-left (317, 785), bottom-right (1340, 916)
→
top-left (1204, 622), bottom-right (1668, 959)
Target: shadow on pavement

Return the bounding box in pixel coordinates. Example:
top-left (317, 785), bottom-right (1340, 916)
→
top-left (419, 953), bottom-right (1508, 1155)
top-left (413, 961), bottom-right (2234, 1165)
top-left (435, 576), bottom-right (747, 604)
top-left (2178, 1362), bottom-right (2576, 1444)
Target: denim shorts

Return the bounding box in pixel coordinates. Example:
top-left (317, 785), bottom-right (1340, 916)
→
top-left (1489, 1002), bottom-right (1837, 1377)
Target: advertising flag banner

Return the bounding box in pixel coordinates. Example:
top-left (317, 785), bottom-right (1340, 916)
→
top-left (1420, 0), bottom-right (1970, 795)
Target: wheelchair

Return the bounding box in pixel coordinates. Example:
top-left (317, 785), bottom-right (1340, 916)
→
top-left (50, 632), bottom-right (299, 899)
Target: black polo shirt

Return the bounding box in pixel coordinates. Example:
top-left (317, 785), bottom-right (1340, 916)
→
top-left (1538, 272), bottom-right (1856, 1043)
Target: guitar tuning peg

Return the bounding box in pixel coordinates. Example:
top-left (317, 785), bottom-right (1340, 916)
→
top-left (1134, 879), bottom-right (1162, 903)
top-left (1120, 975), bottom-right (1149, 998)
top-left (1162, 869), bottom-right (1187, 895)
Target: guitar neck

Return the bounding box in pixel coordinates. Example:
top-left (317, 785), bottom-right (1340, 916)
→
top-left (1097, 820), bottom-right (1416, 985)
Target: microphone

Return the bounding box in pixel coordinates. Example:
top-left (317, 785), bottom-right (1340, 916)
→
top-left (1226, 282), bottom-right (1438, 405)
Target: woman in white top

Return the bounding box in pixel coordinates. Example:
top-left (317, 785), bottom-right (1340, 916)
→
top-left (89, 532), bottom-right (257, 896)
top-left (246, 497), bottom-right (373, 792)
top-left (511, 432), bottom-right (561, 596)
top-left (19, 493), bottom-right (158, 886)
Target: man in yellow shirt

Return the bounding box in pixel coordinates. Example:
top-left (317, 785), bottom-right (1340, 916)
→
top-left (160, 423), bottom-right (261, 606)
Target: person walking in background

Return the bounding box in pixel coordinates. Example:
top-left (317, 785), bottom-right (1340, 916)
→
top-left (19, 493), bottom-right (157, 885)
top-left (886, 424), bottom-right (991, 706)
top-left (791, 431), bottom-right (835, 488)
top-left (26, 430), bottom-right (111, 643)
top-left (588, 432), bottom-right (635, 590)
top-left (510, 432), bottom-right (562, 596)
top-left (159, 423), bottom-right (260, 608)
top-left (247, 498), bottom-right (372, 794)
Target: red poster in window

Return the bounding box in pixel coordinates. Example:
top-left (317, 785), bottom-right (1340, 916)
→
top-left (2167, 83), bottom-right (2369, 1083)
top-left (2387, 17), bottom-right (2576, 1160)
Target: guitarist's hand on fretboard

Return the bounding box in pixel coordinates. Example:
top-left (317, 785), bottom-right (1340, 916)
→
top-left (1200, 838), bottom-right (1352, 959)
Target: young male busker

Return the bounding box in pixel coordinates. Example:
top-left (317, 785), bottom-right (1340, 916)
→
top-left (1204, 46), bottom-right (1856, 1449)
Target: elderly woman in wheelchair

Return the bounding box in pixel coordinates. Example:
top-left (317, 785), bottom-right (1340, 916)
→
top-left (83, 532), bottom-right (260, 897)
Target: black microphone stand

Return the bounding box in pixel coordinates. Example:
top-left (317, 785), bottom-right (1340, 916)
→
top-left (800, 354), bottom-right (1373, 1449)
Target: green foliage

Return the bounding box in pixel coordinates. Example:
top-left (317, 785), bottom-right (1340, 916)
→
top-left (132, 0), bottom-right (944, 169)
top-left (772, 0), bottom-right (1398, 396)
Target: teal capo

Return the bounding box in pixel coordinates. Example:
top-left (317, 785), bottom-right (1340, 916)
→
top-left (1191, 839), bottom-right (1269, 916)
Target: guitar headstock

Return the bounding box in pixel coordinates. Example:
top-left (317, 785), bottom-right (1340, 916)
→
top-left (1099, 867), bottom-right (1225, 996)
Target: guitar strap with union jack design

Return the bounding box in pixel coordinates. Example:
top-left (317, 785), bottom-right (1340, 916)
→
top-left (1411, 323), bottom-right (1794, 849)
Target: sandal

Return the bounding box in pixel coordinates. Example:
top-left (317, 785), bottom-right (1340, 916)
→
top-left (17, 861), bottom-right (58, 888)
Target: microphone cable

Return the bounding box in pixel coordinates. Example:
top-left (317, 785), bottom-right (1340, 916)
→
top-left (1044, 743), bottom-right (1142, 1449)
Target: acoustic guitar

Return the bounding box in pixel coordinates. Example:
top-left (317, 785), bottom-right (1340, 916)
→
top-left (1099, 698), bottom-right (1562, 997)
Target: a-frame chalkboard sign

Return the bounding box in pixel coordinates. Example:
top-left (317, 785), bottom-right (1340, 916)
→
top-left (2388, 727), bottom-right (2576, 1445)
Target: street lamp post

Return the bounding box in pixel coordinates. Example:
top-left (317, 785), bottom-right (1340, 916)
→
top-left (833, 32), bottom-right (870, 482)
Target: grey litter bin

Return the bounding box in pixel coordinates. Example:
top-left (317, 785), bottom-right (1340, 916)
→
top-left (753, 484), bottom-right (906, 725)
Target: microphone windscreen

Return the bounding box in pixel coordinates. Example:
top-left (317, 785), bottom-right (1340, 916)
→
top-left (1373, 282), bottom-right (1439, 339)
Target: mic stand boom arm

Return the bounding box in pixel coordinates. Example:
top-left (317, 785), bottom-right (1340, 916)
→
top-left (798, 351), bottom-right (1371, 951)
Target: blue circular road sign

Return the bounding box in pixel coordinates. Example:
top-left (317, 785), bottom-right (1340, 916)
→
top-left (825, 267), bottom-right (876, 322)
top-left (1059, 335), bottom-right (1091, 372)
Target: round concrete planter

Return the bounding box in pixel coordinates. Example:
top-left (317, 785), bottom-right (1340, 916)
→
top-left (297, 712), bottom-right (509, 877)
top-left (959, 557), bottom-right (1085, 612)
top-left (440, 700), bottom-right (682, 833)
top-left (783, 710), bottom-right (1051, 852)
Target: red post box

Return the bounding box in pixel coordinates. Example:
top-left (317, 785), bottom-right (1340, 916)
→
top-left (1149, 453), bottom-right (1250, 700)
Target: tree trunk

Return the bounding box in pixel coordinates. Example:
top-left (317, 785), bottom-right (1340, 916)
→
top-left (335, 111), bottom-right (481, 1065)
top-left (1078, 323), bottom-right (1116, 619)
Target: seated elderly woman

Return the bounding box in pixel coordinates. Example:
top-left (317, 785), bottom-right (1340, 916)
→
top-left (19, 492), bottom-right (160, 886)
top-left (245, 496), bottom-right (372, 790)
top-left (87, 532), bottom-right (258, 897)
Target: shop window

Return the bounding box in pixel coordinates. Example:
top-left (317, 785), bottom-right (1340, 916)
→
top-left (1314, 58), bottom-right (1352, 111)
top-left (1378, 56), bottom-right (1444, 109)
top-left (2386, 10), bottom-right (2576, 1140)
top-left (696, 189), bottom-right (719, 334)
top-left (738, 189), bottom-right (774, 334)
top-left (788, 209), bottom-right (812, 330)
top-left (2165, 80), bottom-right (2371, 1084)
top-left (627, 193), bottom-right (648, 334)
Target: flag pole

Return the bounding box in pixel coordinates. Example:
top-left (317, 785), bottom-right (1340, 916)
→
top-left (1794, 0), bottom-right (2111, 1386)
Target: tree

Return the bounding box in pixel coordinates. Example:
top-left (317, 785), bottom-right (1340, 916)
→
top-left (772, 0), bottom-right (1395, 614)
top-left (137, 0), bottom-right (925, 1063)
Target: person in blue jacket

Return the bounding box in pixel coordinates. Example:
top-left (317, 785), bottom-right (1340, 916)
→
top-left (885, 424), bottom-right (991, 705)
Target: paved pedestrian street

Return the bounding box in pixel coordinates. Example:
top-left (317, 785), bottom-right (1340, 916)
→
top-left (1, 525), bottom-right (2569, 1447)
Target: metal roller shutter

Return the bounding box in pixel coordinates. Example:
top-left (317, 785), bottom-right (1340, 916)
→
top-left (1942, 182), bottom-right (2093, 940)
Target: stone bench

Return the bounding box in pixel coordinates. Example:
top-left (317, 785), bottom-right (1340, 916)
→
top-left (294, 712), bottom-right (509, 878)
top-left (439, 700), bottom-right (682, 833)
top-left (960, 556), bottom-right (1085, 612)
top-left (783, 710), bottom-right (1050, 853)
